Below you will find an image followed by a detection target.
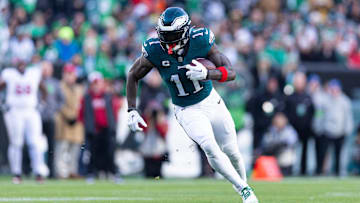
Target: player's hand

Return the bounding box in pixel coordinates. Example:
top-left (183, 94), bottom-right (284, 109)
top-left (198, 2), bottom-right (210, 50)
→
top-left (128, 110), bottom-right (147, 132)
top-left (185, 60), bottom-right (208, 81)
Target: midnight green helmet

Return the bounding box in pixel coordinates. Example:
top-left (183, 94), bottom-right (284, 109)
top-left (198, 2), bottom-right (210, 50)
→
top-left (156, 7), bottom-right (191, 55)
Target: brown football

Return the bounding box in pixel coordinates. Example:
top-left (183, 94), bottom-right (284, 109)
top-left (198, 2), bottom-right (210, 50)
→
top-left (195, 58), bottom-right (216, 70)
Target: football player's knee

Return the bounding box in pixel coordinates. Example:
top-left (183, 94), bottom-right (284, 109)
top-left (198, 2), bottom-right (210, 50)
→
top-left (222, 143), bottom-right (240, 159)
top-left (200, 139), bottom-right (222, 159)
top-left (10, 139), bottom-right (24, 149)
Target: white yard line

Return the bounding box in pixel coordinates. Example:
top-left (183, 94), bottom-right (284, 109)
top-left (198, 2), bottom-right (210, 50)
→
top-left (323, 192), bottom-right (360, 197)
top-left (0, 197), bottom-right (154, 202)
top-left (308, 192), bottom-right (360, 200)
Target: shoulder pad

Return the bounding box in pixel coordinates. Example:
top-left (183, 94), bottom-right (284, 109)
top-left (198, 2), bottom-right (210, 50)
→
top-left (142, 38), bottom-right (161, 58)
top-left (190, 27), bottom-right (215, 46)
top-left (142, 37), bottom-right (164, 66)
top-left (143, 38), bottom-right (161, 47)
top-left (190, 27), bottom-right (215, 51)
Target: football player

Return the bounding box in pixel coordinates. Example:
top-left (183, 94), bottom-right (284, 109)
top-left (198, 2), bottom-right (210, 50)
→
top-left (0, 59), bottom-right (48, 183)
top-left (127, 7), bottom-right (258, 202)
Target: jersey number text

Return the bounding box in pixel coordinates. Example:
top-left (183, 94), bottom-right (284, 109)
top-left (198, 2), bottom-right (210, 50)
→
top-left (170, 74), bottom-right (203, 96)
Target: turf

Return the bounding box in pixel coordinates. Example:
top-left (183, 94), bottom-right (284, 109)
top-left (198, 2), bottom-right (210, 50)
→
top-left (0, 177), bottom-right (359, 202)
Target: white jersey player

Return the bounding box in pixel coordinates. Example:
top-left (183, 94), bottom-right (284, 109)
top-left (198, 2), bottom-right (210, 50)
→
top-left (0, 60), bottom-right (48, 183)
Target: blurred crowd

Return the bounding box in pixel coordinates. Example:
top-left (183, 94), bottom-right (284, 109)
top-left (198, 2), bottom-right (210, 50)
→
top-left (0, 0), bottom-right (359, 180)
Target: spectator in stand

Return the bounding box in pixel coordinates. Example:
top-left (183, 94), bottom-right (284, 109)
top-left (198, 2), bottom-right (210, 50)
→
top-left (40, 61), bottom-right (64, 178)
top-left (38, 33), bottom-right (58, 64)
top-left (95, 40), bottom-right (116, 80)
top-left (140, 101), bottom-right (168, 178)
top-left (307, 74), bottom-right (328, 175)
top-left (321, 79), bottom-right (353, 176)
top-left (9, 26), bottom-right (35, 63)
top-left (55, 26), bottom-right (80, 63)
top-left (251, 56), bottom-right (271, 92)
top-left (261, 112), bottom-right (298, 176)
top-left (54, 64), bottom-right (84, 179)
top-left (307, 74), bottom-right (329, 175)
top-left (138, 70), bottom-right (169, 116)
top-left (0, 1), bottom-right (10, 67)
top-left (71, 12), bottom-right (89, 42)
top-left (285, 72), bottom-right (315, 175)
top-left (11, 6), bottom-right (27, 24)
top-left (27, 12), bottom-right (47, 39)
top-left (247, 75), bottom-right (285, 157)
top-left (138, 70), bottom-right (169, 178)
top-left (347, 0), bottom-right (360, 23)
top-left (82, 28), bottom-right (98, 75)
top-left (79, 72), bottom-right (121, 183)
top-left (12, 0), bottom-right (37, 14)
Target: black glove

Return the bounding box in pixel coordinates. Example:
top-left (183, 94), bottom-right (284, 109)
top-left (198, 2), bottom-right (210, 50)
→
top-left (162, 152), bottom-right (170, 162)
top-left (67, 118), bottom-right (77, 126)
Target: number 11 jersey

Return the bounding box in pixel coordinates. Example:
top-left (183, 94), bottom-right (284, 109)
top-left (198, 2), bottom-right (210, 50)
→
top-left (142, 27), bottom-right (215, 107)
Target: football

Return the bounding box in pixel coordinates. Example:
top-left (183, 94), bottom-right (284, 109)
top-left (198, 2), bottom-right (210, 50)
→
top-left (195, 58), bottom-right (216, 70)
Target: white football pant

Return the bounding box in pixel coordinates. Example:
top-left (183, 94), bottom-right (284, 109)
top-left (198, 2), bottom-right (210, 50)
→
top-left (4, 108), bottom-right (47, 176)
top-left (174, 89), bottom-right (248, 189)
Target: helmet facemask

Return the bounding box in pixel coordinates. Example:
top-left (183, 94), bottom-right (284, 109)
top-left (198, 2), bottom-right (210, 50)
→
top-left (160, 28), bottom-right (190, 55)
top-left (156, 12), bottom-right (191, 56)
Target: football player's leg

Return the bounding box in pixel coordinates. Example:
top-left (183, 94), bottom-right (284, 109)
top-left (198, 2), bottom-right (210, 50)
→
top-left (4, 110), bottom-right (25, 175)
top-left (25, 110), bottom-right (47, 176)
top-left (211, 100), bottom-right (247, 182)
top-left (210, 101), bottom-right (258, 202)
top-left (175, 107), bottom-right (248, 189)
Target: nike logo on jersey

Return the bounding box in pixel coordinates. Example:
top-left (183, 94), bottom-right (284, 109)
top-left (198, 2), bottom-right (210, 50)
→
top-left (218, 99), bottom-right (221, 104)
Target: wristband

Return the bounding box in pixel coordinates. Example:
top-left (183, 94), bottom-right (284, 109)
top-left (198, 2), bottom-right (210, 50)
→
top-left (127, 108), bottom-right (137, 112)
top-left (216, 66), bottom-right (228, 82)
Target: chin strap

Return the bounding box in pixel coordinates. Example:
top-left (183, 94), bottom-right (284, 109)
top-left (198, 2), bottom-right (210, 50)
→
top-left (167, 43), bottom-right (176, 55)
top-left (216, 66), bottom-right (228, 82)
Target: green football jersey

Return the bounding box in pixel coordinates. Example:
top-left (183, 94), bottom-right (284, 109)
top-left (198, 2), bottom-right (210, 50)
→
top-left (142, 27), bottom-right (215, 107)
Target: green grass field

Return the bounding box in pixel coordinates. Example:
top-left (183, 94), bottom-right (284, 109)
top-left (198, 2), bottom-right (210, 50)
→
top-left (0, 177), bottom-right (359, 202)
